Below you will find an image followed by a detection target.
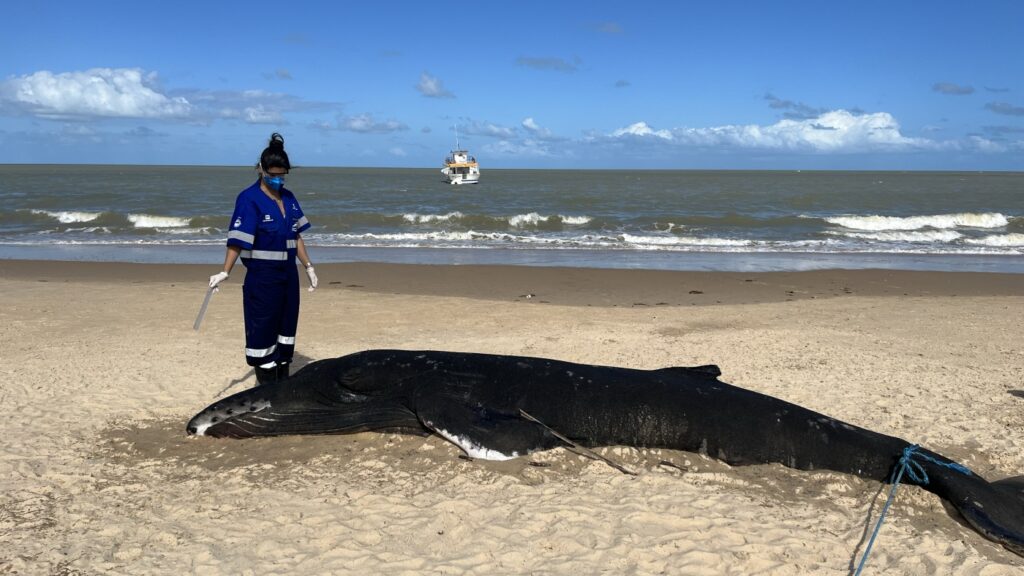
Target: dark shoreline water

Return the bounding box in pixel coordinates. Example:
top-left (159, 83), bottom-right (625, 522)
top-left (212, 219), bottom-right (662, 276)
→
top-left (2, 165), bottom-right (1022, 271)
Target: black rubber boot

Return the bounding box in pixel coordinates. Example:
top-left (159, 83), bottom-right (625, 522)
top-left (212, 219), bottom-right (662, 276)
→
top-left (276, 362), bottom-right (290, 381)
top-left (255, 366), bottom-right (278, 386)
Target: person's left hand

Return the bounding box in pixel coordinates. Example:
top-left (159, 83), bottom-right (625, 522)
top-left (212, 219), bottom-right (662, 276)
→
top-left (305, 265), bottom-right (318, 292)
top-left (209, 271), bottom-right (229, 292)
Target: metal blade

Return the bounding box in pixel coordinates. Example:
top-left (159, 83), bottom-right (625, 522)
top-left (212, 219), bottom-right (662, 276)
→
top-left (193, 287), bottom-right (215, 331)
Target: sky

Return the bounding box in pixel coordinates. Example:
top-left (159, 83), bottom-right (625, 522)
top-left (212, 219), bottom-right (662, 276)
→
top-left (2, 1), bottom-right (1023, 170)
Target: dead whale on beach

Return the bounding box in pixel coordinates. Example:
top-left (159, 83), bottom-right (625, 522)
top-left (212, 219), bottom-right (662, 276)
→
top-left (187, 349), bottom-right (1024, 556)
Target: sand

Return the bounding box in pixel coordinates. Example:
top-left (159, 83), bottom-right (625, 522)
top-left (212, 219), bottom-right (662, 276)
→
top-left (1, 259), bottom-right (1022, 575)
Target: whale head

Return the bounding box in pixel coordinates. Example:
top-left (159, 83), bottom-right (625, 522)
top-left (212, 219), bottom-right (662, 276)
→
top-left (187, 351), bottom-right (427, 438)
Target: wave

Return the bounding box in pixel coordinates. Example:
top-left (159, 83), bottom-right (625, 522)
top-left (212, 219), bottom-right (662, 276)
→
top-left (824, 212), bottom-right (1009, 231)
top-left (31, 209), bottom-right (103, 224)
top-left (398, 211), bottom-right (593, 229)
top-left (27, 209), bottom-right (194, 229)
top-left (559, 215), bottom-right (592, 226)
top-left (619, 233), bottom-right (752, 247)
top-left (507, 212), bottom-right (592, 227)
top-left (127, 214), bottom-right (191, 228)
top-left (402, 211), bottom-right (465, 224)
top-left (388, 212), bottom-right (812, 232)
top-left (509, 213), bottom-right (551, 227)
top-left (6, 231), bottom-right (1020, 256)
top-left (963, 233), bottom-right (1024, 247)
top-left (296, 232), bottom-right (861, 253)
top-left (311, 231), bottom-right (757, 248)
top-left (827, 230), bottom-right (964, 243)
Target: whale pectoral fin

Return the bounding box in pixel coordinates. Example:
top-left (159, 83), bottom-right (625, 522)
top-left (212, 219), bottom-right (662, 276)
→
top-left (657, 364), bottom-right (722, 378)
top-left (416, 398), bottom-right (562, 461)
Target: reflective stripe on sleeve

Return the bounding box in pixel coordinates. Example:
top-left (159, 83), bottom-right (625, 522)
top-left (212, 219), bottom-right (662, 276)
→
top-left (239, 249), bottom-right (289, 261)
top-left (296, 216), bottom-right (309, 229)
top-left (228, 230), bottom-right (255, 244)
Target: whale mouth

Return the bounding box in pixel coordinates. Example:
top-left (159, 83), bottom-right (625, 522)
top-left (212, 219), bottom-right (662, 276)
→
top-left (186, 398), bottom-right (272, 437)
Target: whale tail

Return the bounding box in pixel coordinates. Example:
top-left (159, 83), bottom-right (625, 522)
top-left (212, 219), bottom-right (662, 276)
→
top-left (919, 452), bottom-right (1024, 556)
top-left (952, 475), bottom-right (1024, 556)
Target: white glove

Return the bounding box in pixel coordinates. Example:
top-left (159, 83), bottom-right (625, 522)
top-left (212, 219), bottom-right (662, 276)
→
top-left (305, 266), bottom-right (318, 292)
top-left (209, 271), bottom-right (229, 292)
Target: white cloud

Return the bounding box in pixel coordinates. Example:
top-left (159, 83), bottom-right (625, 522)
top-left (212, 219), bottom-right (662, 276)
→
top-left (462, 120), bottom-right (516, 139)
top-left (0, 69), bottom-right (337, 126)
top-left (0, 68), bottom-right (191, 119)
top-left (484, 139), bottom-right (555, 158)
top-left (338, 113), bottom-right (408, 133)
top-left (189, 89), bottom-right (332, 125)
top-left (243, 105), bottom-right (284, 124)
top-left (611, 121), bottom-right (673, 140)
top-left (521, 117), bottom-right (560, 140)
top-left (967, 135), bottom-right (1008, 153)
top-left (416, 73), bottom-right (455, 98)
top-left (609, 110), bottom-right (939, 152)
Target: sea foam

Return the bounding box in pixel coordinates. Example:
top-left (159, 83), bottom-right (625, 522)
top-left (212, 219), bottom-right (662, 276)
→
top-left (825, 212), bottom-right (1009, 231)
top-left (508, 213), bottom-right (592, 227)
top-left (32, 209), bottom-right (102, 224)
top-left (963, 233), bottom-right (1024, 247)
top-left (128, 214), bottom-right (191, 228)
top-left (402, 212), bottom-right (464, 224)
top-left (830, 230), bottom-right (964, 243)
top-left (620, 233), bottom-right (751, 247)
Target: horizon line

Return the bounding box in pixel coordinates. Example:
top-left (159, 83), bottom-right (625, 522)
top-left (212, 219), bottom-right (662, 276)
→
top-left (1, 162), bottom-right (1022, 175)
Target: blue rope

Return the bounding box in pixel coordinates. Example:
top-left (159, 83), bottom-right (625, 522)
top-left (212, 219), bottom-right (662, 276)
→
top-left (852, 445), bottom-right (972, 575)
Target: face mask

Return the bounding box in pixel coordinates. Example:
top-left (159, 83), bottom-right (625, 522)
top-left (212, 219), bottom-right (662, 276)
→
top-left (262, 174), bottom-right (284, 191)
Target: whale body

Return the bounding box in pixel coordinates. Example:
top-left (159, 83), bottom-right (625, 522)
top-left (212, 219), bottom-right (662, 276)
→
top-left (187, 349), bottom-right (1024, 556)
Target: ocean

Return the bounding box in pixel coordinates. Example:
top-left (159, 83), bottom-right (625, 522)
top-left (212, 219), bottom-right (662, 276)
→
top-left (2, 164), bottom-right (1022, 272)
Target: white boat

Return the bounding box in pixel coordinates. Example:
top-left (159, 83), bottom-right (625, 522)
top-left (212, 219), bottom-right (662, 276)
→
top-left (441, 126), bottom-right (480, 185)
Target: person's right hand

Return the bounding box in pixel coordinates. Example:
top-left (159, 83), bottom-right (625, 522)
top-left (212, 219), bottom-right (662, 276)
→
top-left (305, 265), bottom-right (318, 292)
top-left (209, 271), bottom-right (229, 292)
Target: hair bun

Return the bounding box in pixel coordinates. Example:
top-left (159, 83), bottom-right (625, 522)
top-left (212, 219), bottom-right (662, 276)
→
top-left (259, 133), bottom-right (291, 171)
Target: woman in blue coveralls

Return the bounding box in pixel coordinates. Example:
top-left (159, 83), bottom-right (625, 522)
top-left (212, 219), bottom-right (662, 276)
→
top-left (209, 133), bottom-right (318, 385)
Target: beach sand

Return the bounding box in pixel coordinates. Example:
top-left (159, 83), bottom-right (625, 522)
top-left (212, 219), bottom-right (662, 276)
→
top-left (1, 259), bottom-right (1022, 575)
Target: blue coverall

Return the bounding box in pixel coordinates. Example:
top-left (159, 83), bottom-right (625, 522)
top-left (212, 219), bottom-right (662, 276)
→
top-left (226, 180), bottom-right (311, 367)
